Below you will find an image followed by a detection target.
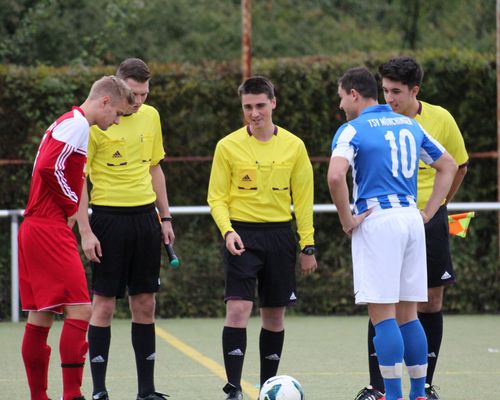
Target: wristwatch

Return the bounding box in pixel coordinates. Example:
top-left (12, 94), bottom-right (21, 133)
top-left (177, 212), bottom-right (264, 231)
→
top-left (301, 245), bottom-right (316, 256)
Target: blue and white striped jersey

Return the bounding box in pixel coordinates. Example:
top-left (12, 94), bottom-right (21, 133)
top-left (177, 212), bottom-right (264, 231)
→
top-left (331, 104), bottom-right (445, 214)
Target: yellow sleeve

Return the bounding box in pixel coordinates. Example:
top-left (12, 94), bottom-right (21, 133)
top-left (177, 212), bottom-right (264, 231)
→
top-left (207, 142), bottom-right (233, 237)
top-left (290, 141), bottom-right (315, 248)
top-left (86, 129), bottom-right (97, 176)
top-left (441, 111), bottom-right (468, 166)
top-left (151, 108), bottom-right (165, 166)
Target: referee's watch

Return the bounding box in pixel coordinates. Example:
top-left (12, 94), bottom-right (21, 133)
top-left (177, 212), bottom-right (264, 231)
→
top-left (301, 245), bottom-right (316, 256)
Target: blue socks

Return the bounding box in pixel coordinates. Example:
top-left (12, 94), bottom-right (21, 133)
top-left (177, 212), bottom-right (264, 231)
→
top-left (400, 320), bottom-right (428, 400)
top-left (373, 318), bottom-right (404, 400)
top-left (374, 318), bottom-right (429, 400)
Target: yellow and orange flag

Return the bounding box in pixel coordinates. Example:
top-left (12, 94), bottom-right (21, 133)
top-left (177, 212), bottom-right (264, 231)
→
top-left (448, 212), bottom-right (475, 238)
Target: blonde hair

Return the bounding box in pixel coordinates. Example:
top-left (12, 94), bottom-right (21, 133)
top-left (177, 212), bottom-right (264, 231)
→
top-left (88, 75), bottom-right (135, 105)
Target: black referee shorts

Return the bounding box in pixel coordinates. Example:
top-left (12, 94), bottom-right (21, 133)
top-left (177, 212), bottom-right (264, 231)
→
top-left (425, 204), bottom-right (455, 288)
top-left (90, 203), bottom-right (162, 298)
top-left (224, 221), bottom-right (298, 308)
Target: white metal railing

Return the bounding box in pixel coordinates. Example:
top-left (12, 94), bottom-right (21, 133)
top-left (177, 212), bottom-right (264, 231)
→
top-left (2, 202), bottom-right (499, 322)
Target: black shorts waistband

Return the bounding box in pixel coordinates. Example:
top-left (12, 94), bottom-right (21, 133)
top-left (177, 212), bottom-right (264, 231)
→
top-left (231, 220), bottom-right (291, 230)
top-left (91, 203), bottom-right (156, 215)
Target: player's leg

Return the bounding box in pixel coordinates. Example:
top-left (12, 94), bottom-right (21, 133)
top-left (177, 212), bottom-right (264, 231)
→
top-left (89, 295), bottom-right (116, 399)
top-left (352, 208), bottom-right (415, 400)
top-left (20, 218), bottom-right (91, 400)
top-left (223, 300), bottom-right (253, 399)
top-left (23, 311), bottom-right (55, 400)
top-left (352, 321), bottom-right (386, 400)
top-left (418, 287), bottom-right (444, 374)
top-left (222, 222), bottom-right (263, 400)
top-left (88, 206), bottom-right (135, 399)
top-left (18, 221), bottom-right (55, 400)
top-left (352, 321), bottom-right (385, 400)
top-left (418, 287), bottom-right (444, 399)
top-left (129, 293), bottom-right (157, 398)
top-left (369, 304), bottom-right (403, 400)
top-left (420, 205), bottom-right (453, 398)
top-left (128, 206), bottom-right (165, 399)
top-left (398, 209), bottom-right (428, 400)
top-left (356, 308), bottom-right (385, 398)
top-left (56, 237), bottom-right (92, 400)
top-left (397, 302), bottom-right (427, 400)
top-left (259, 307), bottom-right (286, 386)
top-left (367, 319), bottom-right (385, 392)
top-left (60, 304), bottom-right (92, 400)
top-left (257, 222), bottom-right (296, 387)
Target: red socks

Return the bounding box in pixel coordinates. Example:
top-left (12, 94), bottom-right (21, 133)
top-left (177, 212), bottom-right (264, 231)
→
top-left (22, 323), bottom-right (51, 400)
top-left (60, 318), bottom-right (89, 400)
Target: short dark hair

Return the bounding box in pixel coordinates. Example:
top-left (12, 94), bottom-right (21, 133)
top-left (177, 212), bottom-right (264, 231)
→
top-left (378, 57), bottom-right (423, 88)
top-left (116, 58), bottom-right (150, 82)
top-left (338, 67), bottom-right (378, 100)
top-left (238, 76), bottom-right (275, 99)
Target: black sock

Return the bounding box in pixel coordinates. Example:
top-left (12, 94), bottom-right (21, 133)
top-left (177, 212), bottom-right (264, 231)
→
top-left (132, 322), bottom-right (156, 397)
top-left (368, 320), bottom-right (384, 392)
top-left (88, 325), bottom-right (111, 395)
top-left (259, 328), bottom-right (285, 386)
top-left (418, 311), bottom-right (443, 385)
top-left (222, 326), bottom-right (247, 390)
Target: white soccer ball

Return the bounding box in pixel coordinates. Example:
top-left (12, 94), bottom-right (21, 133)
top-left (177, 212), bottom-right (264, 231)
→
top-left (259, 375), bottom-right (305, 400)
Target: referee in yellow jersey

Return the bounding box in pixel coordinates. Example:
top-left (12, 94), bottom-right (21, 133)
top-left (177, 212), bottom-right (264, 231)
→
top-left (77, 58), bottom-right (173, 400)
top-left (208, 76), bottom-right (317, 400)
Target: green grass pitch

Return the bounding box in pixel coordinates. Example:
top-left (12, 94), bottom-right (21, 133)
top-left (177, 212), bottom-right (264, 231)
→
top-left (1, 315), bottom-right (499, 399)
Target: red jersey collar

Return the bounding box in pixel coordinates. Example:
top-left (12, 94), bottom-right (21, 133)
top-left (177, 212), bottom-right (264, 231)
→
top-left (72, 106), bottom-right (85, 116)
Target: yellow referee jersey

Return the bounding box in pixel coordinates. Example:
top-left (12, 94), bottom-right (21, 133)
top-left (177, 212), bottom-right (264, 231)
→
top-left (415, 101), bottom-right (468, 209)
top-left (87, 104), bottom-right (165, 207)
top-left (208, 126), bottom-right (314, 248)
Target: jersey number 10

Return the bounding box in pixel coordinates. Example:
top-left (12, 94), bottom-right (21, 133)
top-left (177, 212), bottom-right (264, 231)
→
top-left (384, 129), bottom-right (417, 179)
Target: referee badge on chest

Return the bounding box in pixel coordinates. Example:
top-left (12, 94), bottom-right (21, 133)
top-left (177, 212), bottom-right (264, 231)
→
top-left (237, 167), bottom-right (257, 190)
top-left (103, 138), bottom-right (128, 167)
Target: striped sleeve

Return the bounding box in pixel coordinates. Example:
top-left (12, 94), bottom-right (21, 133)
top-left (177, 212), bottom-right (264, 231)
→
top-left (419, 126), bottom-right (445, 165)
top-left (331, 123), bottom-right (356, 163)
top-left (38, 118), bottom-right (88, 216)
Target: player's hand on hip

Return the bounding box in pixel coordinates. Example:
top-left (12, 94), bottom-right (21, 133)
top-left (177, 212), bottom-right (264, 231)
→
top-left (161, 220), bottom-right (175, 246)
top-left (225, 231), bottom-right (245, 256)
top-left (343, 209), bottom-right (371, 237)
top-left (420, 210), bottom-right (430, 224)
top-left (81, 231), bottom-right (102, 263)
top-left (299, 253), bottom-right (317, 275)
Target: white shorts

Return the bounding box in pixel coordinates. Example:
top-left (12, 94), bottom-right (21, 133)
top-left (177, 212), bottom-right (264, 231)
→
top-left (352, 207), bottom-right (427, 304)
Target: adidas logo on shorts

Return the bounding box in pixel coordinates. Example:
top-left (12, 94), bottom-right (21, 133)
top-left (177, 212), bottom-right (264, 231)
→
top-left (441, 271), bottom-right (451, 280)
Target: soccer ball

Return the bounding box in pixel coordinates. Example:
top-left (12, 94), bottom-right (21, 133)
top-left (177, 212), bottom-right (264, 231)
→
top-left (259, 375), bottom-right (305, 400)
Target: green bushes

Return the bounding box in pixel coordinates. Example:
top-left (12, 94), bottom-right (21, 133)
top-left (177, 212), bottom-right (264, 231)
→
top-left (0, 50), bottom-right (498, 320)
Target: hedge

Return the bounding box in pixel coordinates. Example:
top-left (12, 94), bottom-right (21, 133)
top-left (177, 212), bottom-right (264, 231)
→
top-left (0, 49), bottom-right (498, 320)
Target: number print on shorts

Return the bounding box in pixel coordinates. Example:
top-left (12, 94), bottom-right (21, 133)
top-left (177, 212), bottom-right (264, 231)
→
top-left (384, 129), bottom-right (417, 178)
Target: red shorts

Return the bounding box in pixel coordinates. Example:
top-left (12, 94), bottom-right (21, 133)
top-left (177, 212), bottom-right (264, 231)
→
top-left (18, 217), bottom-right (90, 314)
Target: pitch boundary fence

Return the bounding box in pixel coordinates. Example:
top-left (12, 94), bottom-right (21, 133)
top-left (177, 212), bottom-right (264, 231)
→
top-left (2, 202), bottom-right (499, 322)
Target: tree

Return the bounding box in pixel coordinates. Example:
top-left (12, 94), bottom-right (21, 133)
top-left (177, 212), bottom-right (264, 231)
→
top-left (0, 0), bottom-right (494, 66)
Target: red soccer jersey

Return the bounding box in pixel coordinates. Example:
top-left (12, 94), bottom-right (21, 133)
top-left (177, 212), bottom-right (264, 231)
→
top-left (24, 107), bottom-right (89, 221)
